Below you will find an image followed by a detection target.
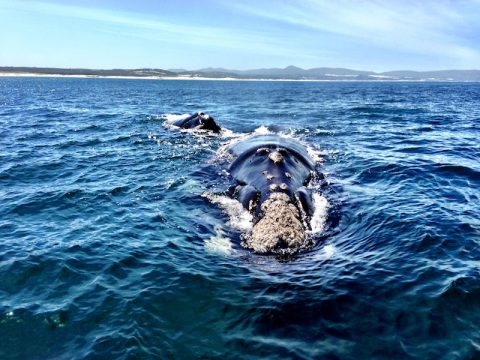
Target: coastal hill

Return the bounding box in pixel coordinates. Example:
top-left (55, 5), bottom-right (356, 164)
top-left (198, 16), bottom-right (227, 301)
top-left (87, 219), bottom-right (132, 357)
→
top-left (2, 66), bottom-right (480, 81)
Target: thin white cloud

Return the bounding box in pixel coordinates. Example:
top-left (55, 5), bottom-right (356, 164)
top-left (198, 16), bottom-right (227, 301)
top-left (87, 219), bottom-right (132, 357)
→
top-left (228, 0), bottom-right (480, 68)
top-left (1, 0), bottom-right (315, 62)
top-left (2, 0), bottom-right (479, 69)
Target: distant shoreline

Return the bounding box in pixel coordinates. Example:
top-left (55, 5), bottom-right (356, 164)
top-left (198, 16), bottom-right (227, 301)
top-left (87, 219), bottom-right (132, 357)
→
top-left (2, 65), bottom-right (480, 82)
top-left (1, 72), bottom-right (478, 82)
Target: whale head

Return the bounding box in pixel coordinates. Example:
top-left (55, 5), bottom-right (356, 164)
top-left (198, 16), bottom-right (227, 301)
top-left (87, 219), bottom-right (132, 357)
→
top-left (247, 192), bottom-right (305, 253)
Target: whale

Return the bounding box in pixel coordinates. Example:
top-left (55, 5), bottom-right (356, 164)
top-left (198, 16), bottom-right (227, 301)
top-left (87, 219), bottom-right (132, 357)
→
top-left (228, 135), bottom-right (316, 253)
top-left (172, 112), bottom-right (221, 133)
top-left (171, 113), bottom-right (318, 253)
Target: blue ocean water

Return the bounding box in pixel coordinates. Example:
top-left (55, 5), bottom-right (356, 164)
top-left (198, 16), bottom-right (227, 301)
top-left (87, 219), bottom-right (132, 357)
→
top-left (0, 77), bottom-right (479, 359)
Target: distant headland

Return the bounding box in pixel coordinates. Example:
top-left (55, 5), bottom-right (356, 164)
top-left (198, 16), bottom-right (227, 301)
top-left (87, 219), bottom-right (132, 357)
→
top-left (1, 65), bottom-right (480, 81)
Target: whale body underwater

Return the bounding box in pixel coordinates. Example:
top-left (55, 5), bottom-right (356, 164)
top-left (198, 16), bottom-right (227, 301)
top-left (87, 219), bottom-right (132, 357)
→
top-left (172, 112), bottom-right (320, 254)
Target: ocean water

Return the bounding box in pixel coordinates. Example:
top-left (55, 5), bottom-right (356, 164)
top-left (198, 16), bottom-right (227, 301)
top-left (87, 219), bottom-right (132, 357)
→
top-left (0, 77), bottom-right (479, 359)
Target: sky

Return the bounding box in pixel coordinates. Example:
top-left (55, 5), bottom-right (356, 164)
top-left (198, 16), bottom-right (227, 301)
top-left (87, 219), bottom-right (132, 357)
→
top-left (1, 0), bottom-right (480, 71)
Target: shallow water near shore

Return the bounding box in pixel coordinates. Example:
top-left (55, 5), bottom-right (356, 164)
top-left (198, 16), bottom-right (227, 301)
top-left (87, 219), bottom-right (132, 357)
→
top-left (1, 77), bottom-right (480, 359)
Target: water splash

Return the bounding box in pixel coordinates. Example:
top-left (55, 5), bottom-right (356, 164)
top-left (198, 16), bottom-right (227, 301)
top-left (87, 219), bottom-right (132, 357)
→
top-left (204, 226), bottom-right (234, 256)
top-left (309, 193), bottom-right (330, 235)
top-left (202, 193), bottom-right (253, 231)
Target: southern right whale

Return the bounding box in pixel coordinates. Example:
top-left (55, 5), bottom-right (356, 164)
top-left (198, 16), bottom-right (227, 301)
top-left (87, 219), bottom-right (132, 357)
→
top-left (171, 113), bottom-right (319, 254)
top-left (228, 134), bottom-right (316, 253)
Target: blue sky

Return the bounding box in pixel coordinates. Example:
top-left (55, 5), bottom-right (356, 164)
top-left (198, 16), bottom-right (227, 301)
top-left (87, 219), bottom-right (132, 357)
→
top-left (1, 0), bottom-right (480, 71)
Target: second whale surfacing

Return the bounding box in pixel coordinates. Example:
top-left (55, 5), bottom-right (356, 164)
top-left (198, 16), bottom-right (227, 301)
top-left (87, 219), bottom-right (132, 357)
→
top-left (171, 112), bottom-right (319, 254)
top-left (172, 112), bottom-right (221, 133)
top-left (228, 135), bottom-right (316, 254)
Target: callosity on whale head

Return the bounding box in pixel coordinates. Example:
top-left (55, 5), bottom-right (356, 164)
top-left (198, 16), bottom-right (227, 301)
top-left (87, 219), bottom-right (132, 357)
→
top-left (173, 112), bottom-right (221, 133)
top-left (228, 135), bottom-right (317, 254)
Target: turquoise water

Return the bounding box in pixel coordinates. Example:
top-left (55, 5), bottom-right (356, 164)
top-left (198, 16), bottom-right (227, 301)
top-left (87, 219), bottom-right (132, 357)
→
top-left (1, 78), bottom-right (479, 359)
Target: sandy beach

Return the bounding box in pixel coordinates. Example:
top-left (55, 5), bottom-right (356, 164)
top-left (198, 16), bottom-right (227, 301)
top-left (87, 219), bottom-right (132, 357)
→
top-left (0, 72), bottom-right (439, 82)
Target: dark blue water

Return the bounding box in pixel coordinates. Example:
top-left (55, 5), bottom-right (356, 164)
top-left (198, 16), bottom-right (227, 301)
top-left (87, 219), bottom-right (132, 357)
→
top-left (1, 78), bottom-right (479, 359)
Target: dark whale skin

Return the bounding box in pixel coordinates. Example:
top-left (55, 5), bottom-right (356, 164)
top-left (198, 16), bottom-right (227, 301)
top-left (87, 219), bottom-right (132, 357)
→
top-left (172, 112), bottom-right (221, 133)
top-left (228, 135), bottom-right (316, 219)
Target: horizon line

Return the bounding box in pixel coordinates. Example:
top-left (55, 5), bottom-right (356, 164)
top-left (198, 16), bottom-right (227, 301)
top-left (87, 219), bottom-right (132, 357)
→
top-left (2, 65), bottom-right (480, 73)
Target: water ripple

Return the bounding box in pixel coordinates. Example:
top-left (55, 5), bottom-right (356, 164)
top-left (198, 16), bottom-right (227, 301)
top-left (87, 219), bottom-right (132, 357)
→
top-left (0, 78), bottom-right (479, 359)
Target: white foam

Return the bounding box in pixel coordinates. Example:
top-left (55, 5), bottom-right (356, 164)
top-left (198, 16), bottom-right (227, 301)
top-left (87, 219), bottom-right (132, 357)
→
top-left (203, 193), bottom-right (253, 231)
top-left (309, 193), bottom-right (330, 234)
top-left (177, 178), bottom-right (201, 191)
top-left (306, 145), bottom-right (324, 163)
top-left (317, 149), bottom-right (338, 156)
top-left (204, 226), bottom-right (233, 256)
top-left (323, 244), bottom-right (336, 258)
top-left (253, 125), bottom-right (272, 135)
top-left (315, 129), bottom-right (332, 135)
top-left (163, 178), bottom-right (176, 189)
top-left (220, 128), bottom-right (242, 138)
top-left (309, 244), bottom-right (337, 261)
top-left (213, 132), bottom-right (250, 163)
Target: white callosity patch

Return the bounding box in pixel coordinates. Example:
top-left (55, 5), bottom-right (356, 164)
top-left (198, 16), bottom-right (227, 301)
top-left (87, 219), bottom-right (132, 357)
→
top-left (248, 193), bottom-right (305, 253)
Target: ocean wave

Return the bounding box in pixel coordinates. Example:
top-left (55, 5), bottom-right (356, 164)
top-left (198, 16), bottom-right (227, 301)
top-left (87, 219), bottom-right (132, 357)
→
top-left (2, 78), bottom-right (480, 359)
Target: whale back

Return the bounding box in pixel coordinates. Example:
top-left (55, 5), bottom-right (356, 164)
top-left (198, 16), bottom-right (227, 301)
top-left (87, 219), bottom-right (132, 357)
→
top-left (228, 135), bottom-right (315, 205)
top-left (173, 112), bottom-right (221, 133)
